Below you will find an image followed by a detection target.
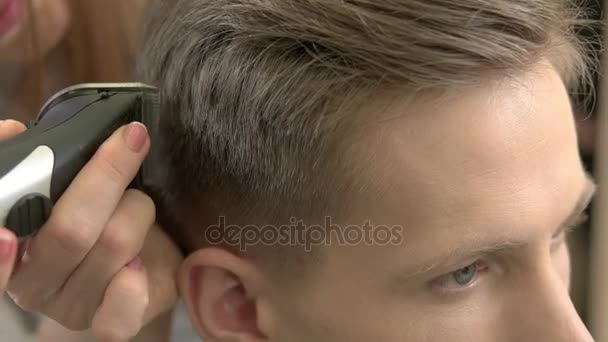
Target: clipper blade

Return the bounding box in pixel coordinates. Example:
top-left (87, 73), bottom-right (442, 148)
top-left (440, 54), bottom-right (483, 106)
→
top-left (137, 89), bottom-right (163, 193)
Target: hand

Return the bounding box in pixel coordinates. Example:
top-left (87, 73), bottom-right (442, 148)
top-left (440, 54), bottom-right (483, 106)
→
top-left (0, 119), bottom-right (183, 341)
top-left (0, 120), bottom-right (33, 299)
top-left (0, 122), bottom-right (23, 309)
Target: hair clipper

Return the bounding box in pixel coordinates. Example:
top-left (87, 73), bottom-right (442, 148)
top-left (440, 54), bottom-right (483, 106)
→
top-left (0, 83), bottom-right (161, 240)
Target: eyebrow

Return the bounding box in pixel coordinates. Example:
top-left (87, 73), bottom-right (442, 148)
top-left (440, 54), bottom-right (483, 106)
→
top-left (404, 173), bottom-right (597, 278)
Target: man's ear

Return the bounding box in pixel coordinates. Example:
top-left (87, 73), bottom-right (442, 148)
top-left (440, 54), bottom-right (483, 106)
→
top-left (178, 247), bottom-right (275, 342)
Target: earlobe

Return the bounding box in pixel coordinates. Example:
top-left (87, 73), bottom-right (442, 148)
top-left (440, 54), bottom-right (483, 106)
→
top-left (177, 247), bottom-right (269, 342)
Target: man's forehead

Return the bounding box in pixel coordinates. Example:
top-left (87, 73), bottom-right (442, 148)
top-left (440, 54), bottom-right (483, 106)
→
top-left (338, 61), bottom-right (586, 267)
top-left (358, 61), bottom-right (575, 209)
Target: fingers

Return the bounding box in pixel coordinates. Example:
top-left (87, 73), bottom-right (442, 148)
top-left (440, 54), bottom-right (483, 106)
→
top-left (8, 123), bottom-right (150, 305)
top-left (92, 259), bottom-right (149, 342)
top-left (0, 120), bottom-right (26, 140)
top-left (0, 228), bottom-right (17, 291)
top-left (86, 225), bottom-right (182, 338)
top-left (55, 190), bottom-right (155, 326)
top-left (36, 318), bottom-right (97, 342)
top-left (0, 120), bottom-right (174, 340)
top-left (138, 226), bottom-right (182, 325)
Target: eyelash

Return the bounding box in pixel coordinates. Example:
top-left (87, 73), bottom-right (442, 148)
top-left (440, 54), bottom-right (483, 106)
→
top-left (430, 212), bottom-right (590, 295)
top-left (431, 261), bottom-right (489, 293)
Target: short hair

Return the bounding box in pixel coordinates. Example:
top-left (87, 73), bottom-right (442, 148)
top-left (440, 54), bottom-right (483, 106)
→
top-left (136, 0), bottom-right (595, 257)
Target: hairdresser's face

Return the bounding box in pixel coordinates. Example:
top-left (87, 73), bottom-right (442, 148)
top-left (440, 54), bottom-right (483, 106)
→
top-left (183, 60), bottom-right (595, 342)
top-left (0, 0), bottom-right (70, 63)
top-left (264, 61), bottom-right (594, 342)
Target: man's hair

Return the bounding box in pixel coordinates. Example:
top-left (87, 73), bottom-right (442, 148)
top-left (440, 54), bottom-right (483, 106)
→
top-left (136, 0), bottom-right (595, 256)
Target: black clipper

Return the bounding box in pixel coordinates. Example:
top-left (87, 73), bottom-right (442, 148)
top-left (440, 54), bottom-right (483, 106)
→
top-left (0, 83), bottom-right (161, 239)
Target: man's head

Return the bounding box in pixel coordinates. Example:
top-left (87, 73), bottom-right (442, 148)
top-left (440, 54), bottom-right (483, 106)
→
top-left (137, 0), bottom-right (597, 341)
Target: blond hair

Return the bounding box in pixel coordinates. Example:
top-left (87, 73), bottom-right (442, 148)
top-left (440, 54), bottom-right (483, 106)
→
top-left (137, 0), bottom-right (598, 257)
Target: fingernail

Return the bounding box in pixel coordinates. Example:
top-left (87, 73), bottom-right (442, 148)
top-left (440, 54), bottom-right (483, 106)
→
top-left (123, 122), bottom-right (148, 152)
top-left (0, 229), bottom-right (15, 261)
top-left (127, 256), bottom-right (144, 270)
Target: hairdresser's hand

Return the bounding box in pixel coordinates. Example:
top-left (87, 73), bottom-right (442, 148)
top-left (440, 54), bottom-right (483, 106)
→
top-left (0, 119), bottom-right (183, 341)
top-left (0, 121), bottom-right (23, 297)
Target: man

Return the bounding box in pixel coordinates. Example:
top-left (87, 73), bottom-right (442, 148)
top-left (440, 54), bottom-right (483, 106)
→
top-left (137, 0), bottom-right (598, 340)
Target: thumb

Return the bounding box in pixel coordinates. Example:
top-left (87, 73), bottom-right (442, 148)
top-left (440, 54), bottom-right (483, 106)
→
top-left (0, 228), bottom-right (17, 293)
top-left (0, 120), bottom-right (27, 141)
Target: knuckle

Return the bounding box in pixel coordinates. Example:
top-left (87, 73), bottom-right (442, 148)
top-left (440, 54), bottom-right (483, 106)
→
top-left (117, 279), bottom-right (149, 307)
top-left (139, 290), bottom-right (150, 309)
top-left (15, 300), bottom-right (38, 313)
top-left (2, 120), bottom-right (26, 134)
top-left (126, 292), bottom-right (149, 315)
top-left (95, 326), bottom-right (133, 342)
top-left (124, 190), bottom-right (156, 221)
top-left (99, 223), bottom-right (139, 256)
top-left (58, 315), bottom-right (89, 331)
top-left (47, 214), bottom-right (96, 255)
top-left (99, 191), bottom-right (156, 256)
top-left (7, 292), bottom-right (43, 313)
top-left (92, 282), bottom-right (148, 341)
top-left (43, 300), bottom-right (92, 330)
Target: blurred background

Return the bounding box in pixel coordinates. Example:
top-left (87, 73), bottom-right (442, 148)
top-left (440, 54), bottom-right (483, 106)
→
top-left (569, 0), bottom-right (602, 321)
top-left (569, 0), bottom-right (605, 330)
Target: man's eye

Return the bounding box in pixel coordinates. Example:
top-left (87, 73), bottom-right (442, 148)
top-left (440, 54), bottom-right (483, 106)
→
top-left (453, 264), bottom-right (478, 285)
top-left (432, 261), bottom-right (488, 291)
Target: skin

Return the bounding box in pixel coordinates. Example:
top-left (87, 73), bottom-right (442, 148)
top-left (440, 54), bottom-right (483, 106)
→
top-left (178, 60), bottom-right (596, 342)
top-left (0, 0), bottom-right (183, 339)
top-left (0, 121), bottom-right (182, 341)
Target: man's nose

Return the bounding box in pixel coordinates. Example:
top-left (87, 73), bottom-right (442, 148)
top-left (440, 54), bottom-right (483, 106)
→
top-left (507, 264), bottom-right (594, 342)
